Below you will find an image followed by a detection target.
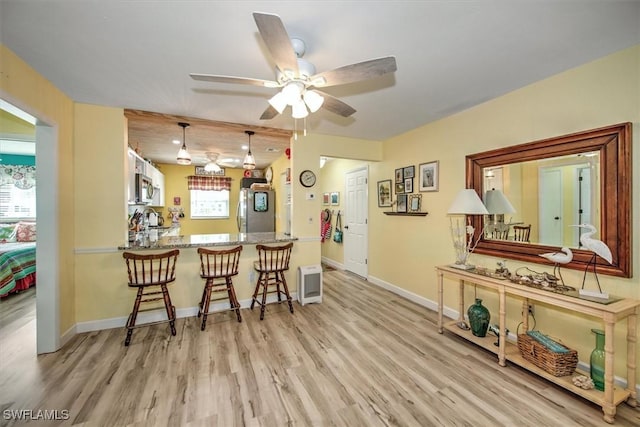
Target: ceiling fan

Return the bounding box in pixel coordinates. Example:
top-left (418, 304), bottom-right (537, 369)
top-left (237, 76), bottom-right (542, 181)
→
top-left (190, 12), bottom-right (397, 121)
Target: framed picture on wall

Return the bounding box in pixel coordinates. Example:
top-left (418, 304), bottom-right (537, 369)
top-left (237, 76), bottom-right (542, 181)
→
top-left (395, 182), bottom-right (405, 194)
top-left (322, 192), bottom-right (330, 205)
top-left (409, 194), bottom-right (422, 212)
top-left (395, 168), bottom-right (403, 183)
top-left (404, 178), bottom-right (413, 193)
top-left (377, 179), bottom-right (392, 207)
top-left (419, 160), bottom-right (439, 192)
top-left (403, 165), bottom-right (415, 179)
top-left (330, 192), bottom-right (340, 205)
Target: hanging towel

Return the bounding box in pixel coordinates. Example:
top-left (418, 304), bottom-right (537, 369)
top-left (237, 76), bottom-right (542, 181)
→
top-left (321, 209), bottom-right (332, 242)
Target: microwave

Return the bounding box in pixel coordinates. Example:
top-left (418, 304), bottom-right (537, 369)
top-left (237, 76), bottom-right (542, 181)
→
top-left (135, 173), bottom-right (154, 204)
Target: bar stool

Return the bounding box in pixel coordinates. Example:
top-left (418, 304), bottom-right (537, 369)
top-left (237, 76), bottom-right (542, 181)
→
top-left (197, 246), bottom-right (243, 330)
top-left (251, 242), bottom-right (294, 320)
top-left (122, 249), bottom-right (179, 346)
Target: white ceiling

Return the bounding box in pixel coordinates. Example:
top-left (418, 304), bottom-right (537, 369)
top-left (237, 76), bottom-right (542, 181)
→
top-left (1, 1), bottom-right (639, 166)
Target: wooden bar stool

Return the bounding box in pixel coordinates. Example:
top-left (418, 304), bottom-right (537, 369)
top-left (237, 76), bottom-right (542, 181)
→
top-left (251, 242), bottom-right (294, 320)
top-left (197, 246), bottom-right (243, 330)
top-left (122, 249), bottom-right (179, 346)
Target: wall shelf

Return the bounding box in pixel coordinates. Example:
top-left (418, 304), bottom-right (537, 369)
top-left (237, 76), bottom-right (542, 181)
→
top-left (383, 212), bottom-right (428, 216)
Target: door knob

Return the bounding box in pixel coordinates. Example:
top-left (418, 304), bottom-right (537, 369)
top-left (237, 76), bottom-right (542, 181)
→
top-left (554, 216), bottom-right (560, 220)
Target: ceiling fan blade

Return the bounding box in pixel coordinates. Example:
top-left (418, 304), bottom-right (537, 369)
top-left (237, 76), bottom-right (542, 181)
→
top-left (311, 56), bottom-right (397, 88)
top-left (314, 90), bottom-right (357, 117)
top-left (253, 12), bottom-right (299, 77)
top-left (190, 73), bottom-right (279, 88)
top-left (259, 105), bottom-right (280, 120)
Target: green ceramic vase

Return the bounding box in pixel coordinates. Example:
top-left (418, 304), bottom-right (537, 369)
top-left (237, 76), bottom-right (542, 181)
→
top-left (467, 298), bottom-right (490, 337)
top-left (590, 328), bottom-right (605, 391)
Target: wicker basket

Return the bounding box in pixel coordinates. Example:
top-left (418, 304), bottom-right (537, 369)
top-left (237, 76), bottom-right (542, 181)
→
top-left (517, 334), bottom-right (578, 377)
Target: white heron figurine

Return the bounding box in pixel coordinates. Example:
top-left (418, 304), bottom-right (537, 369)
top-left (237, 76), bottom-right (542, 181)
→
top-left (570, 223), bottom-right (612, 297)
top-left (538, 247), bottom-right (573, 285)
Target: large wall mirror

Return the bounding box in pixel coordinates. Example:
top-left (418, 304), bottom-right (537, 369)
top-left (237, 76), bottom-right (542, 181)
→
top-left (467, 122), bottom-right (631, 278)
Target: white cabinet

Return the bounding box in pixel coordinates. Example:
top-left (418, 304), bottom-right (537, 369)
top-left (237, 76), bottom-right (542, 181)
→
top-left (127, 148), bottom-right (164, 207)
top-left (149, 165), bottom-right (164, 207)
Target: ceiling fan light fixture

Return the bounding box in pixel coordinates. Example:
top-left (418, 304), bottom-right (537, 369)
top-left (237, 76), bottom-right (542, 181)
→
top-left (268, 91), bottom-right (288, 114)
top-left (282, 82), bottom-right (304, 105)
top-left (243, 130), bottom-right (256, 170)
top-left (176, 122), bottom-right (191, 165)
top-left (204, 161), bottom-right (221, 172)
top-left (303, 90), bottom-right (324, 113)
top-left (292, 98), bottom-right (309, 119)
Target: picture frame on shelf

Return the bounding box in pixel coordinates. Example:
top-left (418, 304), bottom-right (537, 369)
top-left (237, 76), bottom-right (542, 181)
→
top-left (330, 192), bottom-right (340, 205)
top-left (404, 177), bottom-right (413, 193)
top-left (397, 194), bottom-right (408, 213)
top-left (419, 160), bottom-right (439, 192)
top-left (403, 165), bottom-right (415, 179)
top-left (377, 179), bottom-right (392, 207)
top-left (395, 168), bottom-right (403, 183)
top-left (322, 192), bottom-right (330, 205)
top-left (194, 165), bottom-right (225, 176)
top-left (395, 182), bottom-right (405, 194)
top-left (408, 194), bottom-right (422, 212)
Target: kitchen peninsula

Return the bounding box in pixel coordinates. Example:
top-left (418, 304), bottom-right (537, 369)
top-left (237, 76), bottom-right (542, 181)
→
top-left (114, 232), bottom-right (301, 319)
top-left (119, 231), bottom-right (297, 251)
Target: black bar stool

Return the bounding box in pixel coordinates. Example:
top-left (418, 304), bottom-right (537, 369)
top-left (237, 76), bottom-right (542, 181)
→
top-left (251, 242), bottom-right (294, 320)
top-left (197, 246), bottom-right (243, 330)
top-left (122, 249), bottom-right (179, 346)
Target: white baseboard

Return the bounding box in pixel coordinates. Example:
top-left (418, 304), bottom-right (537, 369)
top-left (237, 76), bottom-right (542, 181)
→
top-left (75, 292), bottom-right (297, 333)
top-left (320, 257), bottom-right (344, 271)
top-left (366, 274), bottom-right (640, 396)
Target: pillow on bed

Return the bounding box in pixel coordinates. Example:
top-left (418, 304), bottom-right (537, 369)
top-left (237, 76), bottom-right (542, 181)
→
top-left (15, 221), bottom-right (36, 242)
top-left (0, 223), bottom-right (17, 243)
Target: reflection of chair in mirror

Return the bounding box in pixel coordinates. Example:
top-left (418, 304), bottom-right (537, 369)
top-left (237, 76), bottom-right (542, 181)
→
top-left (487, 227), bottom-right (509, 240)
top-left (513, 225), bottom-right (531, 242)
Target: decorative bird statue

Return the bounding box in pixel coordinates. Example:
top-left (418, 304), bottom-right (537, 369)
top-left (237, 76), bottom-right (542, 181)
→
top-left (570, 224), bottom-right (612, 297)
top-left (538, 247), bottom-right (573, 285)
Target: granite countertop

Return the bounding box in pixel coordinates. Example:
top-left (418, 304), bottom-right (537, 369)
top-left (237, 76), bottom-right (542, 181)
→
top-left (119, 232), bottom-right (297, 250)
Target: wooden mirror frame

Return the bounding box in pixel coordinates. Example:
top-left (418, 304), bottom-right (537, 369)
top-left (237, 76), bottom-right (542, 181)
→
top-left (467, 122), bottom-right (632, 278)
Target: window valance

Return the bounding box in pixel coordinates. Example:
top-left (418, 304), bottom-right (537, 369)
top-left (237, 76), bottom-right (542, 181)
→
top-left (0, 165), bottom-right (36, 189)
top-left (187, 176), bottom-right (232, 191)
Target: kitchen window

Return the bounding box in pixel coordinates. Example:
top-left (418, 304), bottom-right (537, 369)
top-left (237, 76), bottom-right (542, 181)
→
top-left (190, 189), bottom-right (229, 219)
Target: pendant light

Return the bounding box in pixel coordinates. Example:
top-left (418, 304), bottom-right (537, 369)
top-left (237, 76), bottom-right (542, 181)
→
top-left (243, 130), bottom-right (256, 170)
top-left (176, 122), bottom-right (191, 165)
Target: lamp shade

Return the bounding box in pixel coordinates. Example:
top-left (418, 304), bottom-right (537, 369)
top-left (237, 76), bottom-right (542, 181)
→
top-left (303, 90), bottom-right (324, 112)
top-left (447, 189), bottom-right (489, 215)
top-left (176, 122), bottom-right (191, 165)
top-left (484, 189), bottom-right (516, 214)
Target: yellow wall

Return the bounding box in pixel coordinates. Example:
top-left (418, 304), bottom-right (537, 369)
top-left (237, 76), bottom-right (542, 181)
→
top-left (1, 45), bottom-right (76, 332)
top-left (367, 45), bottom-right (639, 382)
top-left (0, 109), bottom-right (35, 136)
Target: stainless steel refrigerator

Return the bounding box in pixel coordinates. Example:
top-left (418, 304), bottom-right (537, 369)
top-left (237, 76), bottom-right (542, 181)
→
top-left (237, 189), bottom-right (275, 233)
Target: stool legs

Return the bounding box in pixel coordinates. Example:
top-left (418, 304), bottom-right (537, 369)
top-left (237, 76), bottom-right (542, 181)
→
top-left (198, 277), bottom-right (242, 330)
top-left (250, 271), bottom-right (294, 320)
top-left (124, 285), bottom-right (176, 346)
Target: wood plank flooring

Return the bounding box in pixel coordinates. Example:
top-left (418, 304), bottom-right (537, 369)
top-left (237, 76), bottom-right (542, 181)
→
top-left (1, 271), bottom-right (638, 426)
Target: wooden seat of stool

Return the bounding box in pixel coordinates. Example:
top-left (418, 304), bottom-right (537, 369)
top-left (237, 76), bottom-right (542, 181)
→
top-left (251, 243), bottom-right (294, 320)
top-left (122, 249), bottom-right (179, 346)
top-left (197, 246), bottom-right (243, 330)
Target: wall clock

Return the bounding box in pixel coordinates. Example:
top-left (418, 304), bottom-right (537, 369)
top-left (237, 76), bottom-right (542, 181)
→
top-left (299, 170), bottom-right (316, 188)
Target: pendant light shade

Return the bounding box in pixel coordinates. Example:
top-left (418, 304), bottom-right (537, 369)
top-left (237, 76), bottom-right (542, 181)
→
top-left (243, 130), bottom-right (256, 170)
top-left (176, 122), bottom-right (191, 165)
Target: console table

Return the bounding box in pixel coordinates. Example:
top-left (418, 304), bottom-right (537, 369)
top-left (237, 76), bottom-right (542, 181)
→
top-left (436, 265), bottom-right (639, 424)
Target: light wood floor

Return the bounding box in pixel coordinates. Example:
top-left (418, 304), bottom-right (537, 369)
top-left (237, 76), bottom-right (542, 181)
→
top-left (1, 271), bottom-right (638, 426)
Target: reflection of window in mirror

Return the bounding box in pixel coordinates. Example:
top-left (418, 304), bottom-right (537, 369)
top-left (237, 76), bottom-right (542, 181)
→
top-left (482, 151), bottom-right (600, 249)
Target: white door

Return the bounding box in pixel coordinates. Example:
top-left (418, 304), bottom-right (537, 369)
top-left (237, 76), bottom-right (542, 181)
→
top-left (344, 167), bottom-right (368, 277)
top-left (539, 167), bottom-right (563, 246)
